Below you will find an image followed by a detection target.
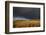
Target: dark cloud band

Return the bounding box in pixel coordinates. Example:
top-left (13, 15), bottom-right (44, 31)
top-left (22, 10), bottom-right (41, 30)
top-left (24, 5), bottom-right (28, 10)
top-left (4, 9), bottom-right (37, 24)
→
top-left (13, 7), bottom-right (40, 19)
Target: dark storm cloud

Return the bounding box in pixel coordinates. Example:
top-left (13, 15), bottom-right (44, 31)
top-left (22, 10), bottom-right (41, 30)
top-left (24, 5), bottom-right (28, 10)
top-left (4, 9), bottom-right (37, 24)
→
top-left (13, 7), bottom-right (40, 19)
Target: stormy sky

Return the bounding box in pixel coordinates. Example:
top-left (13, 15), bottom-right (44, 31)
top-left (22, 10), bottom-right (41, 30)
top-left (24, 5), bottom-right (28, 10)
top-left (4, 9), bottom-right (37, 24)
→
top-left (13, 7), bottom-right (40, 19)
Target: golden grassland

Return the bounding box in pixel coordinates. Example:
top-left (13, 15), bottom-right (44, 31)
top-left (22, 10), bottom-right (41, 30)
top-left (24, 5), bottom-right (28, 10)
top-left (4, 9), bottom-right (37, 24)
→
top-left (13, 19), bottom-right (40, 28)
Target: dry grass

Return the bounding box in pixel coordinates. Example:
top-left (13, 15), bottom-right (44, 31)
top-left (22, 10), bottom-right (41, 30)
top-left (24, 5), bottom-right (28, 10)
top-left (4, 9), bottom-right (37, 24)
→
top-left (13, 19), bottom-right (40, 28)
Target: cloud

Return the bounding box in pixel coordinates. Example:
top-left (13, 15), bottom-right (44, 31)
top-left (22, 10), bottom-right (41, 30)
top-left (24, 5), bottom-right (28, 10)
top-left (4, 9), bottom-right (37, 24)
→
top-left (13, 7), bottom-right (40, 19)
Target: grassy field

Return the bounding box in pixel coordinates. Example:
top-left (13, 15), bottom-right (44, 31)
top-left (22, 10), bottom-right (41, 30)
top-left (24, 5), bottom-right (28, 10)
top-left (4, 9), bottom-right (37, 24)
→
top-left (13, 19), bottom-right (40, 28)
